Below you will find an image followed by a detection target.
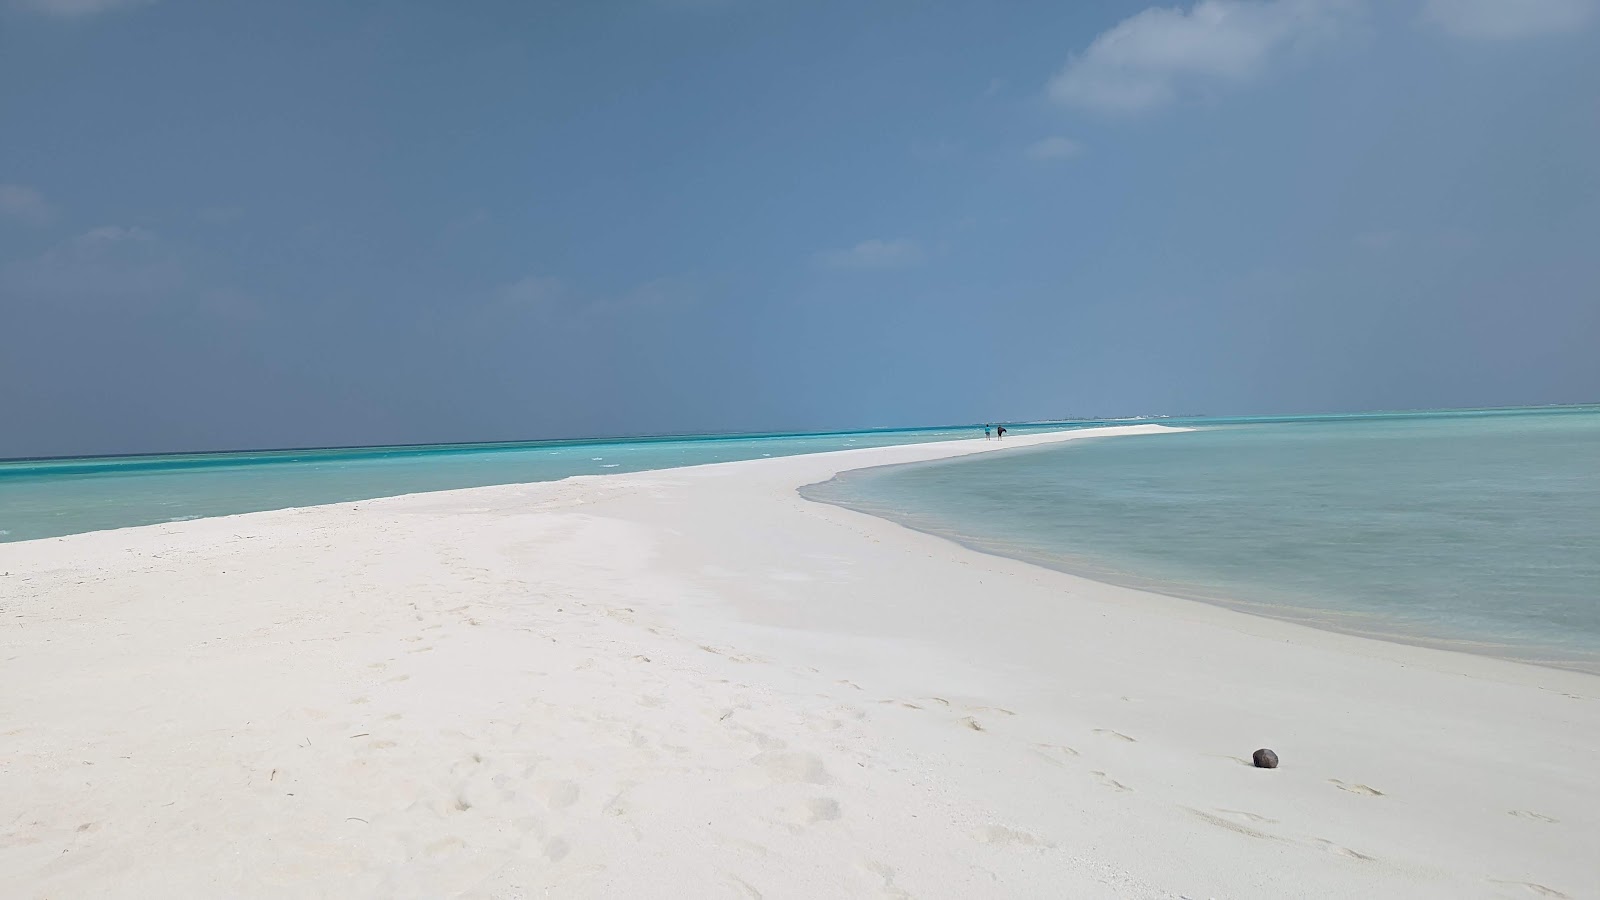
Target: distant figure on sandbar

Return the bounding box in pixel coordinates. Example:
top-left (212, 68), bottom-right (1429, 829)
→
top-left (984, 425), bottom-right (992, 440)
top-left (996, 425), bottom-right (1007, 439)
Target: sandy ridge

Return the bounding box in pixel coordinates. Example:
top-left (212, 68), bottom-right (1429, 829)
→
top-left (2, 423), bottom-right (1595, 899)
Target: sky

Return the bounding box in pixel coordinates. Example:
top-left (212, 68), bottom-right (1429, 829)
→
top-left (2, 0), bottom-right (1598, 457)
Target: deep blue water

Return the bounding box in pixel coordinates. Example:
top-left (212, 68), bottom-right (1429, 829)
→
top-left (805, 407), bottom-right (1600, 672)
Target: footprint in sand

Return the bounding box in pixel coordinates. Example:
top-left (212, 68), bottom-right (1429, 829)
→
top-left (1488, 879), bottom-right (1570, 899)
top-left (537, 779), bottom-right (581, 810)
top-left (1308, 837), bottom-right (1376, 861)
top-left (1092, 729), bottom-right (1137, 743)
top-left (803, 797), bottom-right (842, 823)
top-left (972, 824), bottom-right (1053, 848)
top-left (958, 716), bottom-right (985, 732)
top-left (751, 750), bottom-right (830, 785)
top-left (425, 836), bottom-right (466, 857)
top-left (1509, 810), bottom-right (1560, 823)
top-left (1185, 808), bottom-right (1284, 842)
top-left (1031, 743), bottom-right (1080, 767)
top-left (601, 786), bottom-right (633, 819)
top-left (1091, 771), bottom-right (1131, 792)
top-left (859, 861), bottom-right (913, 900)
top-left (1329, 779), bottom-right (1384, 796)
top-left (780, 797), bottom-right (842, 828)
top-left (1215, 808), bottom-right (1278, 825)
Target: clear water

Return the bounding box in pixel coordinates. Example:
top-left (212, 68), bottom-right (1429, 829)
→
top-left (0, 422), bottom-right (1081, 544)
top-left (805, 407), bottom-right (1600, 672)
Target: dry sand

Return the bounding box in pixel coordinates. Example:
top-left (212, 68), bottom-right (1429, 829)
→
top-left (2, 424), bottom-right (1596, 899)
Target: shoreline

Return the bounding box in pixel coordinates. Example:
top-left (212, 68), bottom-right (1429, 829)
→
top-left (3, 424), bottom-right (1595, 898)
top-left (0, 423), bottom-right (1028, 545)
top-left (805, 465), bottom-right (1600, 677)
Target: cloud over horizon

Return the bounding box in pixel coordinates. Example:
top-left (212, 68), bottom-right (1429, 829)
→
top-left (815, 238), bottom-right (926, 270)
top-left (0, 184), bottom-right (57, 226)
top-left (2, 225), bottom-right (185, 302)
top-left (490, 273), bottom-right (698, 323)
top-left (1048, 0), bottom-right (1358, 113)
top-left (2, 0), bottom-right (1596, 457)
top-left (15, 0), bottom-right (154, 17)
top-left (495, 274), bottom-right (567, 311)
top-left (1025, 136), bottom-right (1083, 161)
top-left (1420, 0), bottom-right (1596, 39)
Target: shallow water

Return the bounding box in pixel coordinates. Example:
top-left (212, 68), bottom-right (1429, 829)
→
top-left (805, 407), bottom-right (1600, 672)
top-left (0, 422), bottom-right (1078, 544)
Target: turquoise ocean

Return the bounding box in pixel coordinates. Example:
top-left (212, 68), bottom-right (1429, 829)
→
top-left (8, 408), bottom-right (1598, 672)
top-left (805, 407), bottom-right (1600, 673)
top-left (0, 423), bottom-right (1076, 544)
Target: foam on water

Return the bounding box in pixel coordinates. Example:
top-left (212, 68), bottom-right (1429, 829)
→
top-left (806, 407), bottom-right (1600, 672)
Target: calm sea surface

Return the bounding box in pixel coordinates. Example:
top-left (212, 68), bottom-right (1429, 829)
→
top-left (0, 423), bottom-right (1078, 544)
top-left (805, 407), bottom-right (1600, 672)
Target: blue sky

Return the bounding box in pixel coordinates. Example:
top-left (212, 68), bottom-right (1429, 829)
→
top-left (2, 0), bottom-right (1597, 456)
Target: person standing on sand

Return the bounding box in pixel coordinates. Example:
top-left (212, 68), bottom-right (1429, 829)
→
top-left (996, 425), bottom-right (1007, 439)
top-left (984, 425), bottom-right (992, 440)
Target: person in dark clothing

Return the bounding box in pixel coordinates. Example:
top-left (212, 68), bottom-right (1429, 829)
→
top-left (996, 425), bottom-right (1007, 439)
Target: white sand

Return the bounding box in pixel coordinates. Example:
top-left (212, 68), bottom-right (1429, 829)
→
top-left (2, 424), bottom-right (1596, 899)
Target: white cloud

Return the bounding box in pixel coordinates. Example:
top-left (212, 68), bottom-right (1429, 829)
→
top-left (1026, 136), bottom-right (1084, 161)
top-left (0, 183), bottom-right (57, 226)
top-left (1420, 0), bottom-right (1595, 39)
top-left (1048, 0), bottom-right (1357, 113)
top-left (495, 275), bottom-right (567, 310)
top-left (1, 225), bottom-right (184, 301)
top-left (609, 276), bottom-right (697, 314)
top-left (816, 238), bottom-right (925, 270)
top-left (16, 0), bottom-right (154, 17)
top-left (483, 274), bottom-right (697, 330)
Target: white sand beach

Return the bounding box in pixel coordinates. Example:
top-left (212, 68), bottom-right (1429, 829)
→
top-left (2, 424), bottom-right (1595, 899)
